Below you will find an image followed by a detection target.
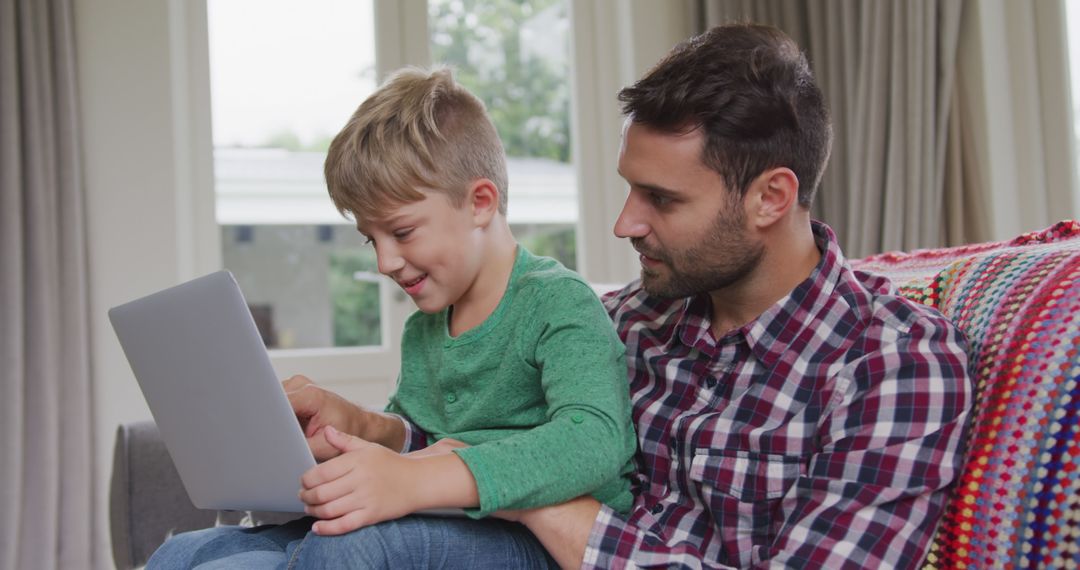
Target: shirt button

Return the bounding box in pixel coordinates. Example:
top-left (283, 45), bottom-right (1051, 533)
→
top-left (445, 393), bottom-right (457, 404)
top-left (571, 413), bottom-right (584, 424)
top-left (651, 503), bottom-right (664, 514)
top-left (705, 377), bottom-right (717, 389)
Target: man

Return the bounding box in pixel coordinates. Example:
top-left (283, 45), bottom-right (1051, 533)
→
top-left (157, 23), bottom-right (971, 570)
top-left (490, 23), bottom-right (973, 568)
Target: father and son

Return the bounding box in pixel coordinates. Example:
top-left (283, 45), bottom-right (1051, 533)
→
top-left (149, 23), bottom-right (972, 569)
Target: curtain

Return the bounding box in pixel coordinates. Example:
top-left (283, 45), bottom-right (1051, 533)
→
top-left (957, 0), bottom-right (1076, 242)
top-left (696, 0), bottom-right (975, 257)
top-left (0, 0), bottom-right (96, 568)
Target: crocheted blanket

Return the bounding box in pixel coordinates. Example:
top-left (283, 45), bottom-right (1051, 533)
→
top-left (851, 220), bottom-right (1080, 569)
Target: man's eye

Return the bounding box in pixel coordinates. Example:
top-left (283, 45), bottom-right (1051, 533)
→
top-left (649, 193), bottom-right (672, 206)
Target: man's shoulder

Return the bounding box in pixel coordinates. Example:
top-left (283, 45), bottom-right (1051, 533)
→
top-left (831, 265), bottom-right (967, 359)
top-left (843, 267), bottom-right (954, 327)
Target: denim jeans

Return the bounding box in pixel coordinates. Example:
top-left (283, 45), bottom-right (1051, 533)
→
top-left (145, 515), bottom-right (559, 569)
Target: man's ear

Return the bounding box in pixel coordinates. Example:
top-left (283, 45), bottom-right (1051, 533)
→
top-left (468, 178), bottom-right (500, 226)
top-left (745, 167), bottom-right (799, 229)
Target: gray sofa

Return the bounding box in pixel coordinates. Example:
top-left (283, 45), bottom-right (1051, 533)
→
top-left (109, 421), bottom-right (302, 569)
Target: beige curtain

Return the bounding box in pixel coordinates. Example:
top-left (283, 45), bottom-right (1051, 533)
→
top-left (954, 0), bottom-right (1076, 243)
top-left (0, 0), bottom-right (96, 568)
top-left (697, 0), bottom-right (976, 257)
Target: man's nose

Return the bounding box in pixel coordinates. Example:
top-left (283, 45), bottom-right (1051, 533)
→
top-left (613, 192), bottom-right (649, 239)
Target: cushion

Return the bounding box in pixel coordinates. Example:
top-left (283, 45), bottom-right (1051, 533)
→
top-left (851, 220), bottom-right (1080, 568)
top-left (110, 421), bottom-right (218, 569)
top-left (110, 421), bottom-right (303, 569)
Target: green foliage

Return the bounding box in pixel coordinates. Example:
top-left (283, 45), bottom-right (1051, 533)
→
top-left (262, 130), bottom-right (305, 151)
top-left (329, 250), bottom-right (382, 346)
top-left (517, 224), bottom-right (576, 270)
top-left (260, 130), bottom-right (333, 152)
top-left (429, 0), bottom-right (571, 163)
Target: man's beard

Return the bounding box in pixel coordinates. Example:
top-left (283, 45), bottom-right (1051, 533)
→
top-left (633, 207), bottom-right (764, 299)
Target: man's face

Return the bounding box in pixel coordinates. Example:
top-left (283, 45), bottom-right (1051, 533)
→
top-left (614, 122), bottom-right (764, 298)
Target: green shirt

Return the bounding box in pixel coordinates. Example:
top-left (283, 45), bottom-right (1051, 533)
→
top-left (385, 246), bottom-right (636, 517)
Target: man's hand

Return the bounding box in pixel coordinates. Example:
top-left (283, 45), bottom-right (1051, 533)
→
top-left (283, 375), bottom-right (405, 460)
top-left (299, 426), bottom-right (426, 534)
top-left (493, 497), bottom-right (603, 569)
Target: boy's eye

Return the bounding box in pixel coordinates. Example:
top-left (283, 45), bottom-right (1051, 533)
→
top-left (362, 236), bottom-right (375, 246)
top-left (393, 228), bottom-right (413, 240)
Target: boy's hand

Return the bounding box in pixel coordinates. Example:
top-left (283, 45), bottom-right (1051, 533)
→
top-left (300, 426), bottom-right (480, 535)
top-left (405, 437), bottom-right (467, 458)
top-left (283, 375), bottom-right (369, 461)
top-left (299, 426), bottom-right (424, 534)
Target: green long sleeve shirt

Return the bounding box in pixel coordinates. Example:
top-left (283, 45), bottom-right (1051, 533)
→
top-left (385, 246), bottom-right (636, 517)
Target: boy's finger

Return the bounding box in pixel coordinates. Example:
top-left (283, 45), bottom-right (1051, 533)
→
top-left (304, 491), bottom-right (360, 520)
top-left (312, 510), bottom-right (369, 536)
top-left (325, 425), bottom-right (368, 452)
top-left (300, 454), bottom-right (355, 489)
top-left (299, 470), bottom-right (357, 507)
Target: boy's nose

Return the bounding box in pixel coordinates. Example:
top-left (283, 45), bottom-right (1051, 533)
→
top-left (375, 244), bottom-right (406, 275)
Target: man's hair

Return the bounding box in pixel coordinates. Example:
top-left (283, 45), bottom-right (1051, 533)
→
top-left (618, 24), bottom-right (832, 207)
top-left (324, 66), bottom-right (508, 222)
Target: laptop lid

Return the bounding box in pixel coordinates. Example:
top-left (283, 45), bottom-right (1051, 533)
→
top-left (109, 270), bottom-right (315, 513)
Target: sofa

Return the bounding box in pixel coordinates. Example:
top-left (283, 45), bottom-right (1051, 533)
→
top-left (110, 220), bottom-right (1080, 569)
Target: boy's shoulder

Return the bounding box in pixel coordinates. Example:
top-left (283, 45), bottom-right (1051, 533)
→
top-left (513, 248), bottom-right (591, 295)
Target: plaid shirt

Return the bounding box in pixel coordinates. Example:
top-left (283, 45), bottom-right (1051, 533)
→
top-left (584, 221), bottom-right (972, 569)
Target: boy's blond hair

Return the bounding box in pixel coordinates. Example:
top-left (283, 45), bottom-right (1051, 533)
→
top-left (324, 67), bottom-right (508, 223)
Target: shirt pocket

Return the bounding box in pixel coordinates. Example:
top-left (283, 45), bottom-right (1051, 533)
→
top-left (690, 451), bottom-right (800, 501)
top-left (689, 450), bottom-right (802, 566)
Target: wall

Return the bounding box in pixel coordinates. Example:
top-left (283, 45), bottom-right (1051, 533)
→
top-left (74, 1), bottom-right (217, 566)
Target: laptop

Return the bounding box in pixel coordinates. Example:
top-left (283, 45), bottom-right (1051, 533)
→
top-left (109, 270), bottom-right (315, 513)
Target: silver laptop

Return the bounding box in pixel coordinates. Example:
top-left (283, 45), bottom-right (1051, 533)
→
top-left (109, 270), bottom-right (315, 513)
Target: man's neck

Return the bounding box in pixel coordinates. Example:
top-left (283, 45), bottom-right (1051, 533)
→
top-left (707, 218), bottom-right (821, 338)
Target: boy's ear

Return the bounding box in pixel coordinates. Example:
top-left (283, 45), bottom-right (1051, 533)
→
top-left (745, 167), bottom-right (799, 229)
top-left (468, 178), bottom-right (500, 226)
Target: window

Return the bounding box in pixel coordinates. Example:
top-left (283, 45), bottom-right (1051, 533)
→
top-left (207, 0), bottom-right (581, 354)
top-left (195, 0), bottom-right (657, 397)
top-left (207, 0), bottom-right (382, 350)
top-left (428, 0), bottom-right (577, 269)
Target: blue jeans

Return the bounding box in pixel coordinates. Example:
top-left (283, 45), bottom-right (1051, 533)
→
top-left (145, 515), bottom-right (558, 569)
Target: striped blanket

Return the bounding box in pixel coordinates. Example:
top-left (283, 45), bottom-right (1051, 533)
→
top-left (851, 220), bottom-right (1080, 569)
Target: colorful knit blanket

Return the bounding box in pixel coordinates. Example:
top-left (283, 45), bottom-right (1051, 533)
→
top-left (851, 220), bottom-right (1080, 569)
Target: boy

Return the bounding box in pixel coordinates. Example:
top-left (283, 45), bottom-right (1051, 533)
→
top-left (147, 67), bottom-right (635, 568)
top-left (302, 65), bottom-right (636, 529)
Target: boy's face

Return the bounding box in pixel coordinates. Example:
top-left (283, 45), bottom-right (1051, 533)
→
top-left (357, 190), bottom-right (483, 314)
